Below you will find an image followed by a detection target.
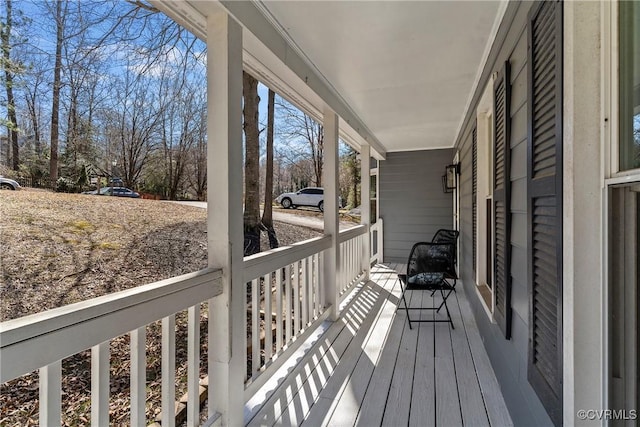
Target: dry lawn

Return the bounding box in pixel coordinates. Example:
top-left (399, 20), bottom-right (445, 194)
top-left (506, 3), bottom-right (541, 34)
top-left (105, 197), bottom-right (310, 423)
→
top-left (0, 189), bottom-right (321, 426)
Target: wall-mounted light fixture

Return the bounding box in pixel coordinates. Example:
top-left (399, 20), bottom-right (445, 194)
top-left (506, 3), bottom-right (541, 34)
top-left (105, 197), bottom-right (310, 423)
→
top-left (442, 163), bottom-right (460, 193)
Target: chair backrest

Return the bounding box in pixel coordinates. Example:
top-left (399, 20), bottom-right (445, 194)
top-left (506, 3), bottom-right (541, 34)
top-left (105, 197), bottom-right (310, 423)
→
top-left (431, 229), bottom-right (459, 269)
top-left (431, 229), bottom-right (459, 244)
top-left (406, 242), bottom-right (456, 279)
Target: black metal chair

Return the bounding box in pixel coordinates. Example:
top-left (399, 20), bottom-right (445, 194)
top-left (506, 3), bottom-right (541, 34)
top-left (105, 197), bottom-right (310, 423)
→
top-left (398, 241), bottom-right (457, 329)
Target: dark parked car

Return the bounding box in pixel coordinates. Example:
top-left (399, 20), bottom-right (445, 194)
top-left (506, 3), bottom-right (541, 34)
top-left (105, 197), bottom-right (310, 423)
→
top-left (83, 187), bottom-right (140, 198)
top-left (104, 187), bottom-right (140, 198)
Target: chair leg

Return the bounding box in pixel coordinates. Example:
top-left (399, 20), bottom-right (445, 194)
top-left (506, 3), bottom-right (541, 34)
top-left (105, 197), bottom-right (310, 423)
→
top-left (436, 289), bottom-right (454, 313)
top-left (439, 288), bottom-right (454, 329)
top-left (398, 280), bottom-right (413, 329)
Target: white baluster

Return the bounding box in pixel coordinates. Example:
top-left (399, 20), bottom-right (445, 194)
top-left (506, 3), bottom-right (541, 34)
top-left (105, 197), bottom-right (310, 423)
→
top-left (162, 314), bottom-right (176, 427)
top-left (275, 267), bottom-right (283, 353)
top-left (39, 360), bottom-right (62, 427)
top-left (264, 273), bottom-right (273, 363)
top-left (252, 278), bottom-right (260, 376)
top-left (301, 257), bottom-right (308, 327)
top-left (91, 341), bottom-right (110, 426)
top-left (243, 285), bottom-right (248, 382)
top-left (285, 264), bottom-right (292, 344)
top-left (187, 305), bottom-right (200, 427)
top-left (293, 261), bottom-right (300, 334)
top-left (313, 253), bottom-right (320, 318)
top-left (307, 256), bottom-right (314, 321)
top-left (130, 327), bottom-right (146, 427)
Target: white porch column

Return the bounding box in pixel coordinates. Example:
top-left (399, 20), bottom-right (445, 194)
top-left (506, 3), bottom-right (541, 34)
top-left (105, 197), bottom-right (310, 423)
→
top-left (206, 10), bottom-right (244, 426)
top-left (323, 107), bottom-right (340, 321)
top-left (360, 144), bottom-right (371, 280)
top-left (563, 2), bottom-right (604, 425)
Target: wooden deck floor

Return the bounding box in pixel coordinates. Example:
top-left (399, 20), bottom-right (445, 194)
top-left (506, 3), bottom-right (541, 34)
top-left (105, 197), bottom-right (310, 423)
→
top-left (245, 264), bottom-right (513, 427)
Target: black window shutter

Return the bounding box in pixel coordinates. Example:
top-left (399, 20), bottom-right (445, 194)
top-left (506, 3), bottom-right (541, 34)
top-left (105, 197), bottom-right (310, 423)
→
top-left (493, 61), bottom-right (512, 339)
top-left (527, 1), bottom-right (563, 425)
top-left (472, 124), bottom-right (478, 277)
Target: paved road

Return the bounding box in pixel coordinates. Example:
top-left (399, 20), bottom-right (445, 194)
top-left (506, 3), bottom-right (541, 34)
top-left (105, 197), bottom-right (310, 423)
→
top-left (169, 201), bottom-right (356, 231)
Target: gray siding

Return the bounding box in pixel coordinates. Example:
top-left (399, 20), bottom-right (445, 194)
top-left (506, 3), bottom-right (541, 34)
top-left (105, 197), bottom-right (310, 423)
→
top-left (455, 1), bottom-right (553, 425)
top-left (379, 149), bottom-right (453, 263)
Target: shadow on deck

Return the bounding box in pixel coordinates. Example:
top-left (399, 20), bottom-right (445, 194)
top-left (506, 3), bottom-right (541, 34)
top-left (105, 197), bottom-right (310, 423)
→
top-left (244, 264), bottom-right (513, 427)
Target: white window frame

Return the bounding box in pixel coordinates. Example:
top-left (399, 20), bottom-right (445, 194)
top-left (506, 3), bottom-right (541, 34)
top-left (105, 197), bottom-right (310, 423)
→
top-left (474, 74), bottom-right (497, 320)
top-left (370, 165), bottom-right (378, 225)
top-left (602, 0), bottom-right (640, 413)
top-left (606, 0), bottom-right (640, 181)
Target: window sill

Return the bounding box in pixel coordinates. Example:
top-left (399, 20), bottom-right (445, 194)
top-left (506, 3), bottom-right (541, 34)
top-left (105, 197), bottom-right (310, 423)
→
top-left (475, 283), bottom-right (494, 322)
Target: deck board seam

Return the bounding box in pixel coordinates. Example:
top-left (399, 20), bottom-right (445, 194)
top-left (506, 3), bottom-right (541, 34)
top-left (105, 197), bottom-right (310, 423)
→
top-left (275, 280), bottom-right (387, 426)
top-left (453, 292), bottom-right (492, 425)
top-left (324, 268), bottom-right (402, 427)
top-left (303, 270), bottom-right (400, 426)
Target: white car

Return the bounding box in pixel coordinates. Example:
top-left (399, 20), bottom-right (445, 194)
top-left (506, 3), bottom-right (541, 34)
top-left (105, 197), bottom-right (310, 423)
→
top-left (276, 187), bottom-right (327, 211)
top-left (0, 176), bottom-right (21, 190)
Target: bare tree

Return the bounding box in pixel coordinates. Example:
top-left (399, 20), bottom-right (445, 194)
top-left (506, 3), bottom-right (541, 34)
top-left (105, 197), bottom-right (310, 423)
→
top-left (1, 0), bottom-right (20, 170)
top-left (61, 43), bottom-right (103, 179)
top-left (342, 146), bottom-right (360, 209)
top-left (23, 66), bottom-right (44, 157)
top-left (48, 0), bottom-right (65, 187)
top-left (8, 0), bottom-right (209, 193)
top-left (108, 66), bottom-right (163, 189)
top-left (243, 71), bottom-right (261, 255)
top-left (190, 112), bottom-right (207, 201)
top-left (262, 88), bottom-right (278, 249)
top-left (276, 97), bottom-right (324, 187)
top-left (159, 86), bottom-right (203, 200)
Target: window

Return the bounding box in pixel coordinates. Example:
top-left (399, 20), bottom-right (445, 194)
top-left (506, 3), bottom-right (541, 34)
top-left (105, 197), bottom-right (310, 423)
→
top-left (619, 1), bottom-right (640, 171)
top-left (608, 185), bottom-right (639, 415)
top-left (370, 173), bottom-right (377, 224)
top-left (475, 76), bottom-right (495, 315)
top-left (608, 2), bottom-right (640, 414)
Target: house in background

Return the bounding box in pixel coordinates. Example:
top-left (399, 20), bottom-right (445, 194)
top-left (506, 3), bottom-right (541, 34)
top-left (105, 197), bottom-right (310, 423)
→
top-left (1, 1), bottom-right (637, 426)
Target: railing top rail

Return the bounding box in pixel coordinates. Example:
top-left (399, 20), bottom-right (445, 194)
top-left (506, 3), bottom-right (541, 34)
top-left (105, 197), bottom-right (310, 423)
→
top-left (338, 224), bottom-right (367, 243)
top-left (243, 235), bottom-right (331, 282)
top-left (1, 268), bottom-right (222, 382)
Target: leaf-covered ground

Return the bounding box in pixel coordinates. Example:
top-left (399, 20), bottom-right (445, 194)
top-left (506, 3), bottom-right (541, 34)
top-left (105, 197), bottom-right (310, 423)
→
top-left (0, 190), bottom-right (321, 426)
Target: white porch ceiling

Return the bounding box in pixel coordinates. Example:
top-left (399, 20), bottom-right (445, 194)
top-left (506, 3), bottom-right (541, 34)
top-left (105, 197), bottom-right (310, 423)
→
top-left (155, 0), bottom-right (505, 154)
top-left (254, 1), bottom-right (504, 152)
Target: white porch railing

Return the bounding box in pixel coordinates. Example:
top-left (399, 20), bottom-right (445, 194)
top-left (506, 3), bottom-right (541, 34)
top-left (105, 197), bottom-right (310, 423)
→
top-left (1, 226), bottom-right (372, 425)
top-left (242, 236), bottom-right (331, 397)
top-left (338, 225), bottom-right (368, 301)
top-left (0, 268), bottom-right (222, 426)
top-left (242, 226), bottom-right (368, 398)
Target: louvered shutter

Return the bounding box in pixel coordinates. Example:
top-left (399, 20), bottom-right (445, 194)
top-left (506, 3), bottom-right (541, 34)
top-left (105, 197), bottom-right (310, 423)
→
top-left (493, 61), bottom-right (512, 339)
top-left (527, 1), bottom-right (563, 425)
top-left (472, 125), bottom-right (478, 276)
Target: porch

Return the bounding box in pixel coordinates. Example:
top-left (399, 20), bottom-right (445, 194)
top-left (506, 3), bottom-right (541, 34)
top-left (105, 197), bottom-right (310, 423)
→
top-left (0, 1), bottom-right (530, 425)
top-left (0, 231), bottom-right (512, 426)
top-left (245, 263), bottom-right (512, 427)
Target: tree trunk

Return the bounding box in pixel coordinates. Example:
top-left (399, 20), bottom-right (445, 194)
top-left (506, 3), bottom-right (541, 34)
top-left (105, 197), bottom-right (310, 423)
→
top-left (262, 89), bottom-right (279, 249)
top-left (26, 91), bottom-right (41, 157)
top-left (243, 71), bottom-right (261, 255)
top-left (2, 0), bottom-right (19, 170)
top-left (49, 0), bottom-right (64, 188)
